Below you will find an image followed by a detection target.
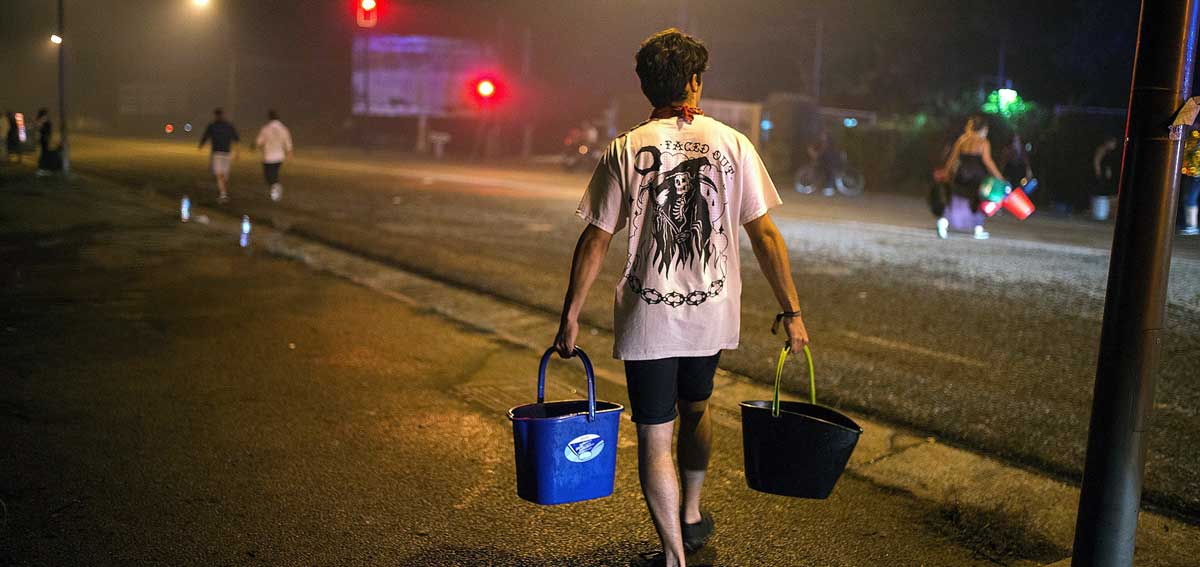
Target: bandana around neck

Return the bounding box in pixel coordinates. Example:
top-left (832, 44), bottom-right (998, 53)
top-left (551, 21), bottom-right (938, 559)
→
top-left (649, 105), bottom-right (704, 124)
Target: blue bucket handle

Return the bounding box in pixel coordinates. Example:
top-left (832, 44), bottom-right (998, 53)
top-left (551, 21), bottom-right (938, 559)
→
top-left (538, 347), bottom-right (598, 422)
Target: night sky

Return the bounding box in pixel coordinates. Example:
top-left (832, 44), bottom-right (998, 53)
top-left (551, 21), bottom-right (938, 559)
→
top-left (0, 0), bottom-right (1140, 131)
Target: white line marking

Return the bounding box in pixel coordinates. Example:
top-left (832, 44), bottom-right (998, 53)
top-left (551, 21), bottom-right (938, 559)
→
top-left (837, 330), bottom-right (988, 368)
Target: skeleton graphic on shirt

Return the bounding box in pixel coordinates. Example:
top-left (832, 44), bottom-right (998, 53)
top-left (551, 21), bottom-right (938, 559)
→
top-left (626, 146), bottom-right (730, 307)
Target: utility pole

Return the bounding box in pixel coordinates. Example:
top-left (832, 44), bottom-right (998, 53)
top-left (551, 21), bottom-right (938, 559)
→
top-left (57, 0), bottom-right (69, 174)
top-left (1071, 1), bottom-right (1199, 565)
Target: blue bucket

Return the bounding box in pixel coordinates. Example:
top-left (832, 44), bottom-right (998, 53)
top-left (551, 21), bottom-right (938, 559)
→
top-left (508, 347), bottom-right (624, 505)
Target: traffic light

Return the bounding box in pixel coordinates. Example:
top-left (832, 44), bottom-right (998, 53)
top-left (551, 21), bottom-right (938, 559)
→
top-left (469, 76), bottom-right (504, 109)
top-left (476, 79), bottom-right (496, 99)
top-left (356, 0), bottom-right (378, 28)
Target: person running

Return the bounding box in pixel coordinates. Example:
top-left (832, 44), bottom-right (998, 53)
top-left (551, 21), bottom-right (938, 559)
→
top-left (254, 109), bottom-right (293, 202)
top-left (938, 115), bottom-right (1006, 239)
top-left (553, 28), bottom-right (810, 567)
top-left (198, 108), bottom-right (240, 204)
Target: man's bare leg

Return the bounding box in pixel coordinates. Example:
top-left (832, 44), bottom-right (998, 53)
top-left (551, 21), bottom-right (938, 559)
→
top-left (677, 399), bottom-right (712, 525)
top-left (637, 421), bottom-right (686, 567)
top-left (216, 174), bottom-right (228, 201)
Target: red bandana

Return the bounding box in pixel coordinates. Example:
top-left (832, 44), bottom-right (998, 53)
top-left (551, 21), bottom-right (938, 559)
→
top-left (650, 105), bottom-right (704, 124)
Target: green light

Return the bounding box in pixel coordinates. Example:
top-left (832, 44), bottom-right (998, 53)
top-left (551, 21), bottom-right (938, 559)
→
top-left (982, 89), bottom-right (1028, 117)
top-left (998, 88), bottom-right (1018, 107)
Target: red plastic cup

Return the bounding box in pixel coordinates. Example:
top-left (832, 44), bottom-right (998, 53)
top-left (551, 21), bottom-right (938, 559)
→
top-left (1002, 188), bottom-right (1035, 220)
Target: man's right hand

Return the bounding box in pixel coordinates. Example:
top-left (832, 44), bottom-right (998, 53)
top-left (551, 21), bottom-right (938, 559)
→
top-left (781, 314), bottom-right (810, 353)
top-left (554, 319), bottom-right (579, 358)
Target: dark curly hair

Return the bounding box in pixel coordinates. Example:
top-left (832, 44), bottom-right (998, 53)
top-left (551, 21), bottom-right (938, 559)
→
top-left (635, 28), bottom-right (709, 108)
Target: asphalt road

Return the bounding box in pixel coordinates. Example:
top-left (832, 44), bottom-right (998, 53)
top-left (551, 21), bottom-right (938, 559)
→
top-left (67, 135), bottom-right (1200, 522)
top-left (0, 171), bottom-right (1050, 566)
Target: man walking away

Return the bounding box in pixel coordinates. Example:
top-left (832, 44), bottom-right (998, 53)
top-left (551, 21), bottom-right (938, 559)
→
top-left (255, 109), bottom-right (293, 202)
top-left (553, 28), bottom-right (810, 567)
top-left (199, 108), bottom-right (240, 204)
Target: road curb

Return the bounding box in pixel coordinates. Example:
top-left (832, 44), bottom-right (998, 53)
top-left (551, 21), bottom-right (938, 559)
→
top-left (100, 172), bottom-right (1200, 565)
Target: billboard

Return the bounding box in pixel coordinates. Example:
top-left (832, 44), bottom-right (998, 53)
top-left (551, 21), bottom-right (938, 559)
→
top-left (351, 35), bottom-right (493, 118)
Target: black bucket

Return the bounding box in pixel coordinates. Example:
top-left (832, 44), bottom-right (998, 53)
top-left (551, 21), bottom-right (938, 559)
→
top-left (741, 346), bottom-right (862, 499)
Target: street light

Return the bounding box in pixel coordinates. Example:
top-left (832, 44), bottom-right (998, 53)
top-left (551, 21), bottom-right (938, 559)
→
top-left (192, 0), bottom-right (210, 7)
top-left (50, 34), bottom-right (62, 44)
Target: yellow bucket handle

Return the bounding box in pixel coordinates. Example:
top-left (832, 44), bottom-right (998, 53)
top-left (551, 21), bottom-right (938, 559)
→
top-left (773, 344), bottom-right (815, 417)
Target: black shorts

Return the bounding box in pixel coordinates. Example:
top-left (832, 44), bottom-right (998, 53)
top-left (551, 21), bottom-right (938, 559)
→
top-left (623, 353), bottom-right (721, 425)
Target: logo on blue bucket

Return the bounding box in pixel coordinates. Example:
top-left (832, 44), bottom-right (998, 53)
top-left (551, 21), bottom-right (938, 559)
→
top-left (564, 434), bottom-right (605, 463)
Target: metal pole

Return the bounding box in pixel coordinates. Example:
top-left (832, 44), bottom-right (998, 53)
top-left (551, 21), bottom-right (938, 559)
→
top-left (1071, 1), bottom-right (1198, 565)
top-left (57, 0), bottom-right (69, 174)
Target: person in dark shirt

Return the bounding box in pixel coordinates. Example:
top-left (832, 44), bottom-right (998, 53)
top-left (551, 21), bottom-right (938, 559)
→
top-left (2, 110), bottom-right (16, 163)
top-left (35, 107), bottom-right (54, 174)
top-left (198, 107), bottom-right (240, 203)
top-left (1091, 137), bottom-right (1120, 221)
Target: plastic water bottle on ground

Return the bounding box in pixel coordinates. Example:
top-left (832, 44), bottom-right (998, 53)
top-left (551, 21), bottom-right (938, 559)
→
top-left (181, 195), bottom-right (191, 223)
top-left (240, 215), bottom-right (251, 248)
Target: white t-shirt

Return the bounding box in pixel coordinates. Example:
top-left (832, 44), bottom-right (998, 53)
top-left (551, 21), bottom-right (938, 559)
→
top-left (255, 120), bottom-right (293, 164)
top-left (577, 115), bottom-right (782, 360)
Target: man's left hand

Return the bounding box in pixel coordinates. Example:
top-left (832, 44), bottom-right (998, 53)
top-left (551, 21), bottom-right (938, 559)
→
top-left (780, 314), bottom-right (810, 353)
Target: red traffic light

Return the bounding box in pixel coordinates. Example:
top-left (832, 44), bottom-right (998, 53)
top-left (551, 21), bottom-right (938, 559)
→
top-left (356, 0), bottom-right (378, 28)
top-left (468, 75), bottom-right (507, 109)
top-left (476, 79), bottom-right (496, 99)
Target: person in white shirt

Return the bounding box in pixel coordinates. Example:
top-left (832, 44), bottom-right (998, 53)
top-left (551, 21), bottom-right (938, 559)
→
top-left (254, 110), bottom-right (293, 202)
top-left (553, 28), bottom-right (810, 567)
